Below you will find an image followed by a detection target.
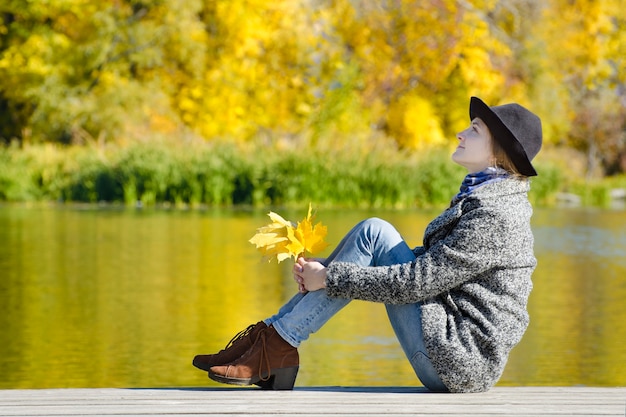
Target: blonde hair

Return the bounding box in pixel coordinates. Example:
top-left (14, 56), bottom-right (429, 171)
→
top-left (491, 137), bottom-right (526, 178)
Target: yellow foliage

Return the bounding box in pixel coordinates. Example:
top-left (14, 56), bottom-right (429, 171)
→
top-left (457, 16), bottom-right (508, 99)
top-left (249, 204), bottom-right (328, 263)
top-left (388, 95), bottom-right (446, 150)
top-left (179, 0), bottom-right (330, 140)
top-left (1, 0), bottom-right (625, 173)
top-left (540, 0), bottom-right (621, 92)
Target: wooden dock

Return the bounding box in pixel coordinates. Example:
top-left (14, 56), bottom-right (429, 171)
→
top-left (1, 386), bottom-right (625, 416)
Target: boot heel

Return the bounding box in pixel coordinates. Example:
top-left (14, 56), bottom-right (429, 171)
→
top-left (264, 366), bottom-right (299, 390)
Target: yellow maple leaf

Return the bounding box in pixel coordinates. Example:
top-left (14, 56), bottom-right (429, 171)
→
top-left (248, 212), bottom-right (292, 261)
top-left (249, 203), bottom-right (328, 263)
top-left (293, 204), bottom-right (328, 256)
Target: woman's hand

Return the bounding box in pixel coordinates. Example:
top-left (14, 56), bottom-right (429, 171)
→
top-left (293, 257), bottom-right (327, 293)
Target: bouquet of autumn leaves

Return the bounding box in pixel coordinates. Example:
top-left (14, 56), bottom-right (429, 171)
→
top-left (249, 204), bottom-right (328, 263)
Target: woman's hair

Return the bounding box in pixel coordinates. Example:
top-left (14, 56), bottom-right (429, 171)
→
top-left (491, 136), bottom-right (526, 178)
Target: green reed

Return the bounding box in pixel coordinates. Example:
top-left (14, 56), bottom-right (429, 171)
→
top-left (565, 175), bottom-right (626, 207)
top-left (0, 141), bottom-right (565, 208)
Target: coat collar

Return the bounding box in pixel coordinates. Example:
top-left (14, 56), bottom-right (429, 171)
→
top-left (423, 178), bottom-right (530, 248)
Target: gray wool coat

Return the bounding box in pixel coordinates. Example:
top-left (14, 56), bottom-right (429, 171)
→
top-left (325, 178), bottom-right (536, 393)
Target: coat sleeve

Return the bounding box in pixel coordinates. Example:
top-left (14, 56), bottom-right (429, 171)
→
top-left (325, 203), bottom-right (515, 304)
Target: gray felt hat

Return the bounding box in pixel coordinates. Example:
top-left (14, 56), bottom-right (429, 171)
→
top-left (470, 97), bottom-right (542, 176)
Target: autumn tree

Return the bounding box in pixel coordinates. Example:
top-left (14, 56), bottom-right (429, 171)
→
top-left (0, 0), bottom-right (207, 144)
top-left (180, 0), bottom-right (347, 144)
top-left (536, 0), bottom-right (626, 176)
top-left (1, 0), bottom-right (624, 176)
top-left (321, 0), bottom-right (514, 150)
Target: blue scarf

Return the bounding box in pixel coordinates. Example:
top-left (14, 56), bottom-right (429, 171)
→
top-left (450, 167), bottom-right (509, 206)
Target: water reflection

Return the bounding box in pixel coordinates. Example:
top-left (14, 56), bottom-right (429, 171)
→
top-left (0, 204), bottom-right (624, 389)
top-left (508, 209), bottom-right (626, 386)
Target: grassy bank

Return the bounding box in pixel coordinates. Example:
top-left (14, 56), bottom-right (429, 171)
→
top-left (0, 141), bottom-right (619, 209)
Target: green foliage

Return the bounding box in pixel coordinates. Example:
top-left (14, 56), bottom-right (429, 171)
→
top-left (566, 175), bottom-right (626, 208)
top-left (527, 163), bottom-right (563, 206)
top-left (0, 143), bottom-right (468, 208)
top-left (0, 144), bottom-right (39, 201)
top-left (5, 142), bottom-right (626, 209)
top-left (568, 181), bottom-right (612, 208)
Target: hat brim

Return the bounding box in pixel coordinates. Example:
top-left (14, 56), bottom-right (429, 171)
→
top-left (469, 97), bottom-right (537, 176)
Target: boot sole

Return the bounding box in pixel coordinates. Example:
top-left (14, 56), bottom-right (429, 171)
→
top-left (208, 366), bottom-right (299, 390)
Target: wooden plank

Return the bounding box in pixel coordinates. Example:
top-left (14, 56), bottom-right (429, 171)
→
top-left (0, 387), bottom-right (624, 416)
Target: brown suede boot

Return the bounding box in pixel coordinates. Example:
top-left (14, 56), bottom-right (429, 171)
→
top-left (208, 325), bottom-right (299, 390)
top-left (192, 321), bottom-right (267, 372)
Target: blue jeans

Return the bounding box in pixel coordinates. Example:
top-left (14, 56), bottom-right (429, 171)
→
top-left (264, 218), bottom-right (448, 392)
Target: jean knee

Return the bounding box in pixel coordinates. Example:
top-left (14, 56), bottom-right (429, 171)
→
top-left (360, 217), bottom-right (395, 236)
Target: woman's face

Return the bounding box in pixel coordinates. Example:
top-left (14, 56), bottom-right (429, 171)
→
top-left (452, 118), bottom-right (494, 173)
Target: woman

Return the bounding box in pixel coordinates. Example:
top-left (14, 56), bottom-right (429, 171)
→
top-left (193, 96), bottom-right (542, 393)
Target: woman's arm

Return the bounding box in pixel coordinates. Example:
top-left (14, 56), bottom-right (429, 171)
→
top-left (324, 206), bottom-right (524, 304)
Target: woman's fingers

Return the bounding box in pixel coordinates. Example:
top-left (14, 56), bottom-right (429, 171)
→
top-left (294, 258), bottom-right (307, 293)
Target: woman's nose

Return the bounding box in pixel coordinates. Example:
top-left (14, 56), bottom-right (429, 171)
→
top-left (457, 127), bottom-right (471, 141)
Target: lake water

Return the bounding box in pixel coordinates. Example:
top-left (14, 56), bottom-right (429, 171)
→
top-left (0, 204), bottom-right (624, 389)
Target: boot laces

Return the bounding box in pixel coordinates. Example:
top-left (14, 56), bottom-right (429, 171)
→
top-left (222, 323), bottom-right (255, 352)
top-left (258, 331), bottom-right (271, 382)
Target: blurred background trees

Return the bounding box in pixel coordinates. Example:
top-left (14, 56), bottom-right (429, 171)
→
top-left (0, 0), bottom-right (624, 177)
